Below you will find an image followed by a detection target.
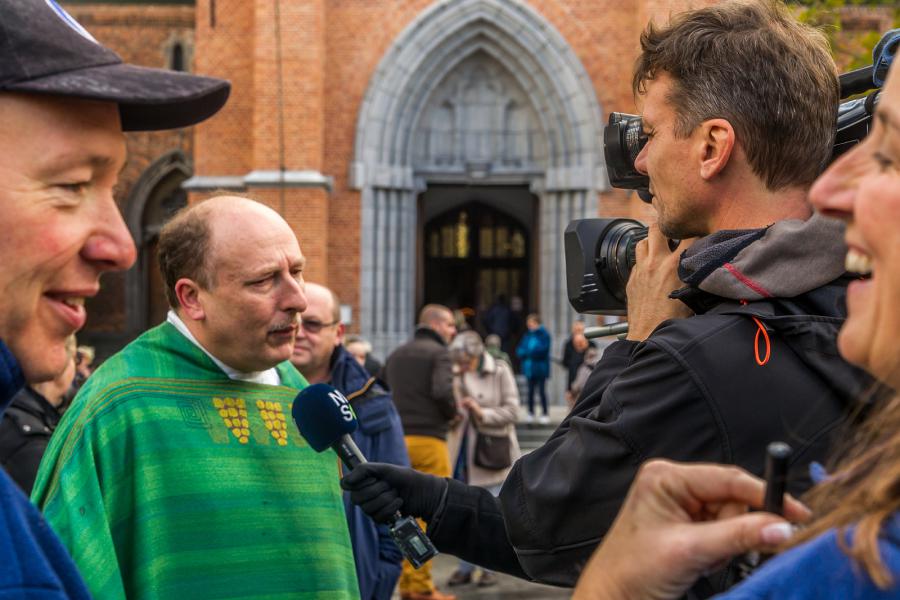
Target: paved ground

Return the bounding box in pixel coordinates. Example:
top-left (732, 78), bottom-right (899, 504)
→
top-left (390, 402), bottom-right (576, 599)
top-left (393, 553), bottom-right (571, 599)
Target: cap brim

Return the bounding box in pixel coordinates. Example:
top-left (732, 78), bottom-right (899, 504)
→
top-left (7, 62), bottom-right (230, 131)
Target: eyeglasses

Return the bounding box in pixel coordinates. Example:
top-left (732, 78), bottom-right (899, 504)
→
top-left (300, 319), bottom-right (338, 334)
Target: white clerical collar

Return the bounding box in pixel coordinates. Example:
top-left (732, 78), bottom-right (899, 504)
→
top-left (167, 310), bottom-right (281, 386)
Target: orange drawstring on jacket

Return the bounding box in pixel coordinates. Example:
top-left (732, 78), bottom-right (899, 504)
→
top-left (741, 300), bottom-right (771, 366)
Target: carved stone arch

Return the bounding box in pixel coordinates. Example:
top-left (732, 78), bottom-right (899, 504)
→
top-left (394, 38), bottom-right (568, 168)
top-left (124, 150), bottom-right (191, 335)
top-left (410, 46), bottom-right (546, 174)
top-left (354, 3), bottom-right (605, 179)
top-left (352, 0), bottom-right (606, 370)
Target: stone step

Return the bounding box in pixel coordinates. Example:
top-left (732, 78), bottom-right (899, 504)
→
top-left (515, 421), bottom-right (558, 453)
top-left (512, 376), bottom-right (569, 453)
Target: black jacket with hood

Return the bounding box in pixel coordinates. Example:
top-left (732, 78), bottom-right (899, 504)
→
top-left (424, 214), bottom-right (872, 594)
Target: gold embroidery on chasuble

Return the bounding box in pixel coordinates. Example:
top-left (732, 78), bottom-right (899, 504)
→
top-left (258, 400), bottom-right (289, 446)
top-left (208, 396), bottom-right (299, 447)
top-left (213, 397), bottom-right (251, 444)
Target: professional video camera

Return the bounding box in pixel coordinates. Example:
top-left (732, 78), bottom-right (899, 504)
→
top-left (566, 35), bottom-right (893, 316)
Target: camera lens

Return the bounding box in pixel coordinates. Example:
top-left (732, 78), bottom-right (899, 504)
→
top-left (595, 220), bottom-right (648, 304)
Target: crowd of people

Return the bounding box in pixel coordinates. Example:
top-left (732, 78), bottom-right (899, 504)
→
top-left (1, 0), bottom-right (899, 599)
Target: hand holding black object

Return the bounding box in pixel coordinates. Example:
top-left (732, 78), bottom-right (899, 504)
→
top-left (624, 225), bottom-right (694, 341)
top-left (341, 462), bottom-right (448, 524)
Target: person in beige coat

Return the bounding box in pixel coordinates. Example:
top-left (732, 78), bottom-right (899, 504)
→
top-left (446, 331), bottom-right (521, 588)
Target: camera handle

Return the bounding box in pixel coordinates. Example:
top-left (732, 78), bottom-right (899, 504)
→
top-left (584, 322), bottom-right (630, 339)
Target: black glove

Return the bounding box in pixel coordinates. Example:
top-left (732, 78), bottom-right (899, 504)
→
top-left (340, 463), bottom-right (448, 524)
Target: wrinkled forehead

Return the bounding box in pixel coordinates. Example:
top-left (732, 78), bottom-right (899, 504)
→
top-left (208, 214), bottom-right (303, 275)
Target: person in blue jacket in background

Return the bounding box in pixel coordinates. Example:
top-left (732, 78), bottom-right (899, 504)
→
top-left (516, 314), bottom-right (552, 425)
top-left (292, 282), bottom-right (410, 600)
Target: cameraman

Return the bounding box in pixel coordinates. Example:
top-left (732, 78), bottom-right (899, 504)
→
top-left (343, 1), bottom-right (868, 594)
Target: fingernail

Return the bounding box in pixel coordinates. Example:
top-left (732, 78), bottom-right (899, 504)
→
top-left (761, 522), bottom-right (794, 545)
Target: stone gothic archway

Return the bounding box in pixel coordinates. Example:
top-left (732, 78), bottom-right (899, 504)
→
top-left (352, 0), bottom-right (607, 365)
top-left (124, 150), bottom-right (191, 337)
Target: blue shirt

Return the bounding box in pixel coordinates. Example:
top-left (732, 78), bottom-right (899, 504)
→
top-left (720, 514), bottom-right (900, 599)
top-left (0, 339), bottom-right (90, 599)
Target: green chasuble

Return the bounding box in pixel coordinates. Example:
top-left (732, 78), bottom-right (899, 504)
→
top-left (32, 323), bottom-right (360, 600)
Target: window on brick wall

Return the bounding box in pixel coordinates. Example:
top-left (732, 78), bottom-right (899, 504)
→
top-left (170, 42), bottom-right (185, 72)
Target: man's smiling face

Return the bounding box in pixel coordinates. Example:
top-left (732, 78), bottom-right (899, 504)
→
top-left (0, 93), bottom-right (136, 382)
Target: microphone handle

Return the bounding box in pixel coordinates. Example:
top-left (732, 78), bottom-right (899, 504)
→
top-left (584, 322), bottom-right (630, 339)
top-left (763, 442), bottom-right (792, 516)
top-left (333, 434), bottom-right (368, 470)
top-left (334, 432), bottom-right (439, 566)
top-left (333, 436), bottom-right (401, 521)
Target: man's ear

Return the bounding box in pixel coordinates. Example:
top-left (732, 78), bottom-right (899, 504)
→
top-left (174, 278), bottom-right (205, 321)
top-left (698, 118), bottom-right (735, 181)
top-left (334, 323), bottom-right (346, 348)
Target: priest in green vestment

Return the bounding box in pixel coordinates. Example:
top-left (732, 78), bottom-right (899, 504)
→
top-left (32, 197), bottom-right (360, 600)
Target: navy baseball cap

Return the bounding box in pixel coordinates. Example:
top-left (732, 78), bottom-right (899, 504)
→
top-left (0, 0), bottom-right (230, 131)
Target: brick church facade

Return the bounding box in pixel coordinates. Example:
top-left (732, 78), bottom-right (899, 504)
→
top-left (66, 1), bottom-right (894, 379)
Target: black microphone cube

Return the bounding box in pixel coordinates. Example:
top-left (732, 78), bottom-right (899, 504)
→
top-left (390, 515), bottom-right (438, 568)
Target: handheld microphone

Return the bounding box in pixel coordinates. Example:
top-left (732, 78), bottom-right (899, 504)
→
top-left (763, 442), bottom-right (792, 517)
top-left (292, 383), bottom-right (439, 568)
top-left (737, 441), bottom-right (794, 580)
top-left (292, 382), bottom-right (366, 466)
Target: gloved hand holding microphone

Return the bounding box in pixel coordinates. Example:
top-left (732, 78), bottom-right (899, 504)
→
top-left (292, 383), bottom-right (441, 567)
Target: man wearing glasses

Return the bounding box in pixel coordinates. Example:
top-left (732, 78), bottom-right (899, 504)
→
top-left (292, 282), bottom-right (409, 600)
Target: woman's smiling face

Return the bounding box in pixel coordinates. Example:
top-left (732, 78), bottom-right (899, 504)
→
top-left (810, 62), bottom-right (900, 388)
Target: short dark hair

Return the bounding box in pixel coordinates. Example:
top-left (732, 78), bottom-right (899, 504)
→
top-left (633, 0), bottom-right (838, 190)
top-left (157, 205), bottom-right (215, 308)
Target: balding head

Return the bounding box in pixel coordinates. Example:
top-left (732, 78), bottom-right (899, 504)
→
top-left (158, 195), bottom-right (294, 308)
top-left (303, 282), bottom-right (341, 324)
top-left (418, 303), bottom-right (457, 344)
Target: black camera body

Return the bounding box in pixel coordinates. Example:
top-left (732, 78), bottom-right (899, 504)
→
top-left (567, 64), bottom-right (884, 316)
top-left (565, 218), bottom-right (646, 315)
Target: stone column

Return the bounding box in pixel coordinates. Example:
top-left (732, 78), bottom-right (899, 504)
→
top-left (359, 169), bottom-right (420, 360)
top-left (538, 176), bottom-right (596, 406)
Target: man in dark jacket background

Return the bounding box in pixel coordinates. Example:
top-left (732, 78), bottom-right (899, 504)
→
top-left (383, 304), bottom-right (457, 600)
top-left (341, 2), bottom-right (869, 597)
top-left (560, 320), bottom-right (595, 406)
top-left (291, 282), bottom-right (409, 600)
top-left (0, 337), bottom-right (79, 494)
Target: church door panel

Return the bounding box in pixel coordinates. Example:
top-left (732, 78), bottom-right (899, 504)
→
top-left (423, 202), bottom-right (530, 333)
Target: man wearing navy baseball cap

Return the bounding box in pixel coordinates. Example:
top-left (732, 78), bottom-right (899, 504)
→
top-left (0, 0), bottom-right (228, 596)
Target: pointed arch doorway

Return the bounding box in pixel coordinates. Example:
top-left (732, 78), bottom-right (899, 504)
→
top-left (352, 0), bottom-right (609, 385)
top-left (419, 189), bottom-right (536, 338)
